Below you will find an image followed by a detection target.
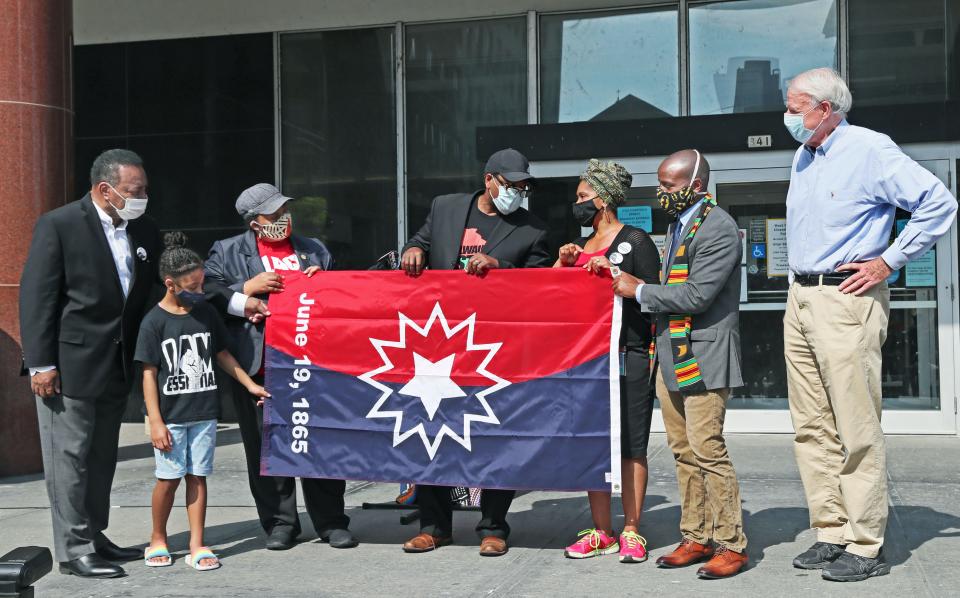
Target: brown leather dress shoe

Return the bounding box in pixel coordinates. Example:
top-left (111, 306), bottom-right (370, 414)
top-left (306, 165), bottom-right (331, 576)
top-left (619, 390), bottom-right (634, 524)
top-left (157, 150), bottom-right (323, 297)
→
top-left (656, 538), bottom-right (715, 568)
top-left (696, 546), bottom-right (749, 579)
top-left (479, 536), bottom-right (508, 557)
top-left (402, 532), bottom-right (452, 553)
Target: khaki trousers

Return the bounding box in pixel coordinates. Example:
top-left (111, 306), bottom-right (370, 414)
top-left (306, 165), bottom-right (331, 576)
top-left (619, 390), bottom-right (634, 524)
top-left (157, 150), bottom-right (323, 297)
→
top-left (784, 281), bottom-right (890, 558)
top-left (657, 369), bottom-right (747, 552)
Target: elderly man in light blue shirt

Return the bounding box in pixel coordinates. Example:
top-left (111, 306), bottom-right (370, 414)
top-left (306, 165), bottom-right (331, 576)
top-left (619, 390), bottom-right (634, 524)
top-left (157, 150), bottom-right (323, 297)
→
top-left (783, 68), bottom-right (957, 583)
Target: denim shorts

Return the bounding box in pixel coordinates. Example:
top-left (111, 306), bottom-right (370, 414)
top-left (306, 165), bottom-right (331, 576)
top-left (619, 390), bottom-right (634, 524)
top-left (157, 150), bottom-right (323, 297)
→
top-left (154, 419), bottom-right (217, 479)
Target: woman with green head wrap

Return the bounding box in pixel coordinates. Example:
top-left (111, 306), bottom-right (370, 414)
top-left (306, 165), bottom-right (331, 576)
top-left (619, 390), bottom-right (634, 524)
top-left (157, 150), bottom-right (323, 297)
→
top-left (555, 159), bottom-right (661, 563)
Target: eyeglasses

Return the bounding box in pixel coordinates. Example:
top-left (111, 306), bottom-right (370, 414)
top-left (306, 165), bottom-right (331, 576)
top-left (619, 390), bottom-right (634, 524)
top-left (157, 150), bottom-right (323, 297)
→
top-left (495, 174), bottom-right (532, 193)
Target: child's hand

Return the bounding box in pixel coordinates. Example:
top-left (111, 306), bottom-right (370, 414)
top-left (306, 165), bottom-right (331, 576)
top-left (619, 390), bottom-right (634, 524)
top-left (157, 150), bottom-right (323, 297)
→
top-left (248, 384), bottom-right (271, 408)
top-left (150, 421), bottom-right (173, 452)
top-left (248, 384), bottom-right (271, 399)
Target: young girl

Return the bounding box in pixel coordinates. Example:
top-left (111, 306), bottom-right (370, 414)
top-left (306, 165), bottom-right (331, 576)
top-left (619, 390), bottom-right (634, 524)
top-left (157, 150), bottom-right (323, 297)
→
top-left (555, 159), bottom-right (661, 563)
top-left (135, 232), bottom-right (270, 571)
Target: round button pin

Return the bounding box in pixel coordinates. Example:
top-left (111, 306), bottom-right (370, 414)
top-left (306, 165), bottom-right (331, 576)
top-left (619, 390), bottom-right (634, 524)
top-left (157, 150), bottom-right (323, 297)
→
top-left (609, 252), bottom-right (623, 265)
top-left (617, 242), bottom-right (632, 255)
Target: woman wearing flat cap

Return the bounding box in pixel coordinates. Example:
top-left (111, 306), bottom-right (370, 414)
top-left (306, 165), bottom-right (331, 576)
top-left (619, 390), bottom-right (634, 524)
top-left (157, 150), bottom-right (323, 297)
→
top-left (554, 159), bottom-right (661, 564)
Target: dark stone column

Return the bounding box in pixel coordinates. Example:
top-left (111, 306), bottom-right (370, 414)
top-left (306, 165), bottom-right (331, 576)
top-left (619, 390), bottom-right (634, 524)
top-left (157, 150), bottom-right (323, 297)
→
top-left (0, 0), bottom-right (73, 476)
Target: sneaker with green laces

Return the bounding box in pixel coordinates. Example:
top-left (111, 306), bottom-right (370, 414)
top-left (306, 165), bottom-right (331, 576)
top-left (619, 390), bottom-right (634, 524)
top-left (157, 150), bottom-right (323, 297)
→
top-left (563, 528), bottom-right (619, 559)
top-left (619, 531), bottom-right (648, 563)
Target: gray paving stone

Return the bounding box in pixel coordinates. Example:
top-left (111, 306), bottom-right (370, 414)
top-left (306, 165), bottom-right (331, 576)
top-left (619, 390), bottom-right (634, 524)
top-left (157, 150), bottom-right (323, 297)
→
top-left (0, 426), bottom-right (956, 597)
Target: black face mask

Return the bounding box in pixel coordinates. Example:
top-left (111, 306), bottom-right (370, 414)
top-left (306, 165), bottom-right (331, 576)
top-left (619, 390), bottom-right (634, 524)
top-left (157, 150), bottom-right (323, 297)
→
top-left (572, 200), bottom-right (601, 227)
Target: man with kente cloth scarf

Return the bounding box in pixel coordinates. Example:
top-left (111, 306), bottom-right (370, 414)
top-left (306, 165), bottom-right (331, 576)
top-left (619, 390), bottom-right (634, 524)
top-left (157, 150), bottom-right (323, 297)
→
top-left (611, 149), bottom-right (749, 580)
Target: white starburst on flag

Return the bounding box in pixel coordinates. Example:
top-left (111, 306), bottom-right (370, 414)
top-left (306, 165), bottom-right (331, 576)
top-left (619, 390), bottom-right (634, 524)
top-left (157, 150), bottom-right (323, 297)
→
top-left (358, 302), bottom-right (509, 460)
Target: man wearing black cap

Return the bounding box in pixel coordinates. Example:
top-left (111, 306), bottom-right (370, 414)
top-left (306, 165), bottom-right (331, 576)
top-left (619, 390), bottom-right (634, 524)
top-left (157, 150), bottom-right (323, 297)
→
top-left (399, 148), bottom-right (551, 557)
top-left (402, 148), bottom-right (551, 275)
top-left (203, 183), bottom-right (356, 551)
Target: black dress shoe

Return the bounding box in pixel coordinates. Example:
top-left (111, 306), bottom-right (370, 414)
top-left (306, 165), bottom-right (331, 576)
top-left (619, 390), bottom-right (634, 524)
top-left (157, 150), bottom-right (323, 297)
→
top-left (59, 554), bottom-right (126, 578)
top-left (792, 541), bottom-right (846, 569)
top-left (266, 526), bottom-right (299, 550)
top-left (95, 538), bottom-right (142, 562)
top-left (319, 528), bottom-right (358, 549)
top-left (822, 550), bottom-right (890, 582)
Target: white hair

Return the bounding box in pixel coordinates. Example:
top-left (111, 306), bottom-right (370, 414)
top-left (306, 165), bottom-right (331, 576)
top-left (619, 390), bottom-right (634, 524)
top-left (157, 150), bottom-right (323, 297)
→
top-left (788, 67), bottom-right (852, 116)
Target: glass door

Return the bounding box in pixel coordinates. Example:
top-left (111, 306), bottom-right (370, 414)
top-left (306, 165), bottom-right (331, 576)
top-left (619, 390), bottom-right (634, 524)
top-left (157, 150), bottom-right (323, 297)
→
top-left (706, 162), bottom-right (957, 434)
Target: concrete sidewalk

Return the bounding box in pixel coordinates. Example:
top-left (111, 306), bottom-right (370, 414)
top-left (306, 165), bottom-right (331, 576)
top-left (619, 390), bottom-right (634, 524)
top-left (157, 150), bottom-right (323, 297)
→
top-left (1, 425), bottom-right (958, 597)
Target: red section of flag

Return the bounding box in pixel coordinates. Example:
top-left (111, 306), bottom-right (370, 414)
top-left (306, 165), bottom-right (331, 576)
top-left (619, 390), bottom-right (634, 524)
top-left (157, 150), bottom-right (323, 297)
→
top-left (265, 269), bottom-right (614, 387)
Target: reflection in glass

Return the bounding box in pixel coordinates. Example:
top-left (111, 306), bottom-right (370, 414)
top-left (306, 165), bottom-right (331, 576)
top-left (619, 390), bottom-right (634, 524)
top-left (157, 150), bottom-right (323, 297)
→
top-left (74, 34), bottom-right (275, 250)
top-left (405, 19), bottom-right (527, 232)
top-left (689, 0), bottom-right (838, 115)
top-left (540, 7), bottom-right (679, 123)
top-left (280, 28), bottom-right (397, 269)
top-left (849, 0), bottom-right (960, 106)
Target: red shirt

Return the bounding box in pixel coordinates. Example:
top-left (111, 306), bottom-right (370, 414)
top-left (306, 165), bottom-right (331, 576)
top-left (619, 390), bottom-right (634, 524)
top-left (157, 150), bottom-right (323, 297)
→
top-left (257, 237), bottom-right (301, 273)
top-left (573, 247), bottom-right (609, 267)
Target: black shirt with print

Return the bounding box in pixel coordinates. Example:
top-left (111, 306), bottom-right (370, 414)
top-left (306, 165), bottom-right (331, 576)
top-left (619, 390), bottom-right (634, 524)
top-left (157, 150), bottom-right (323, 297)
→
top-left (134, 302), bottom-right (229, 424)
top-left (457, 199), bottom-right (500, 269)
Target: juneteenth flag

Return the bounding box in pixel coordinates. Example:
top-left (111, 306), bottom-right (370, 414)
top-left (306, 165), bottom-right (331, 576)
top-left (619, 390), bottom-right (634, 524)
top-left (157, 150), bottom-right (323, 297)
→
top-left (261, 269), bottom-right (622, 492)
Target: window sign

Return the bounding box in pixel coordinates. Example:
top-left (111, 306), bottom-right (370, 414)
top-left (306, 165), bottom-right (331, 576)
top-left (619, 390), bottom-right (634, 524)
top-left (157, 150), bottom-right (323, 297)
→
top-left (766, 218), bottom-right (789, 277)
top-left (617, 205), bottom-right (653, 232)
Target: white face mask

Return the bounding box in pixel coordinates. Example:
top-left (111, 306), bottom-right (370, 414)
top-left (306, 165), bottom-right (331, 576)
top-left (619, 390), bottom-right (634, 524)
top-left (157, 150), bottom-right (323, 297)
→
top-left (491, 183), bottom-right (527, 215)
top-left (105, 183), bottom-right (148, 220)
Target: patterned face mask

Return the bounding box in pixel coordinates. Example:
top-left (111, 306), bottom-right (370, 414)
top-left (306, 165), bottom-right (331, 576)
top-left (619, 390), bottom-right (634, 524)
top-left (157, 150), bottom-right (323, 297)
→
top-left (657, 150), bottom-right (702, 217)
top-left (256, 212), bottom-right (292, 241)
top-left (657, 185), bottom-right (697, 217)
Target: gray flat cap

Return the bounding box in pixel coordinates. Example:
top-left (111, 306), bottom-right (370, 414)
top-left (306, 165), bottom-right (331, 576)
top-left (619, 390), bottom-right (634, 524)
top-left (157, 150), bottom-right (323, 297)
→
top-left (235, 183), bottom-right (292, 219)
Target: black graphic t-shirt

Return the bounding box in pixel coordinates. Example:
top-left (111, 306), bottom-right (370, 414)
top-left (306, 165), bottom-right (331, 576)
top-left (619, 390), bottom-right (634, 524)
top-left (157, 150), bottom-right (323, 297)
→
top-left (134, 302), bottom-right (229, 424)
top-left (457, 200), bottom-right (500, 269)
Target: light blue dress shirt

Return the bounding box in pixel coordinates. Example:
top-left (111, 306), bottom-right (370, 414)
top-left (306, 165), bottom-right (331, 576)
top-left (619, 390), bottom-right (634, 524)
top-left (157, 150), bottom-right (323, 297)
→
top-left (637, 198), bottom-right (704, 304)
top-left (786, 120), bottom-right (957, 275)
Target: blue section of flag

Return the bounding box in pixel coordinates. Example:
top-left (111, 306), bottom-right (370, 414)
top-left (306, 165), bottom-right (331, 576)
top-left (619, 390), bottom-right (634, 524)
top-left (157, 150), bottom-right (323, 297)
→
top-left (262, 347), bottom-right (612, 491)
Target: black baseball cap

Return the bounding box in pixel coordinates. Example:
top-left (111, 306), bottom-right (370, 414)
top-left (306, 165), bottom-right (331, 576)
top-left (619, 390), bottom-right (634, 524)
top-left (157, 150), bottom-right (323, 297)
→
top-left (484, 148), bottom-right (534, 183)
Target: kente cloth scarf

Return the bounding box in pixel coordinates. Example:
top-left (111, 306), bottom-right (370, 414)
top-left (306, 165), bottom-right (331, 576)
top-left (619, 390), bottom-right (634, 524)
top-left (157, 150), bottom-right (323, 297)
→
top-left (655, 194), bottom-right (716, 394)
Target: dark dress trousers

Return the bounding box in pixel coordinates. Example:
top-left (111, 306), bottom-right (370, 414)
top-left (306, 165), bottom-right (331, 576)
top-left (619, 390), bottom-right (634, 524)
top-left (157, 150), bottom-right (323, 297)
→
top-left (19, 194), bottom-right (162, 562)
top-left (203, 230), bottom-right (349, 536)
top-left (403, 191), bottom-right (551, 540)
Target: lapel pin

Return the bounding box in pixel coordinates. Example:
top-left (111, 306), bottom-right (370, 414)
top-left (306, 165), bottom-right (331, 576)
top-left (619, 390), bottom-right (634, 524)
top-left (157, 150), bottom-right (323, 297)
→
top-left (136, 247), bottom-right (148, 261)
top-left (300, 254), bottom-right (307, 260)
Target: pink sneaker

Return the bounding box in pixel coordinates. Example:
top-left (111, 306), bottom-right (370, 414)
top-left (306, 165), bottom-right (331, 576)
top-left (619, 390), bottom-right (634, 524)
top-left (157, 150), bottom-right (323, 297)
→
top-left (564, 528), bottom-right (619, 559)
top-left (619, 531), bottom-right (648, 563)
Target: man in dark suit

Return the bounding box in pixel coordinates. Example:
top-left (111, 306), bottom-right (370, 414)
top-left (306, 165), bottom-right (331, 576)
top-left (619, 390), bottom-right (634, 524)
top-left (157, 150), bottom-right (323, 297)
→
top-left (20, 149), bottom-right (162, 578)
top-left (203, 183), bottom-right (356, 551)
top-left (399, 148), bottom-right (551, 557)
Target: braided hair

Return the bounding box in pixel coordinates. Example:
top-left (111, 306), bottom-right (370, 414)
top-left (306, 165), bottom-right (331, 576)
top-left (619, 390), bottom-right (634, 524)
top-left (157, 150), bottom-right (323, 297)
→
top-left (159, 232), bottom-right (203, 280)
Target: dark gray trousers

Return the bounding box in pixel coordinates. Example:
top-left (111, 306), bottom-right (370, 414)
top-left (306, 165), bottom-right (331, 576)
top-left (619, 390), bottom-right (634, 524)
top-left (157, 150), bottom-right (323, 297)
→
top-left (35, 390), bottom-right (127, 562)
top-left (231, 378), bottom-right (349, 536)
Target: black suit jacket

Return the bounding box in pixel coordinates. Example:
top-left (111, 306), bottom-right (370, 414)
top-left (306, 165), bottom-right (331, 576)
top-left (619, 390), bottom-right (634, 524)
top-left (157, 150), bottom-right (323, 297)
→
top-left (203, 231), bottom-right (334, 375)
top-left (19, 194), bottom-right (162, 398)
top-left (402, 191), bottom-right (551, 270)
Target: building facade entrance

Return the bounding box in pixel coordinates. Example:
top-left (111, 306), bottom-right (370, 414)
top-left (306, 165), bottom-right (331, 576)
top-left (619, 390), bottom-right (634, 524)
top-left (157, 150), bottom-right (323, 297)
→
top-left (531, 145), bottom-right (959, 435)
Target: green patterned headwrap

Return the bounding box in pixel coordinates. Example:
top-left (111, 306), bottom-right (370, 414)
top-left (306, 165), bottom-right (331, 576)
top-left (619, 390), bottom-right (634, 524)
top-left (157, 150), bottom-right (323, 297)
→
top-left (580, 159), bottom-right (632, 207)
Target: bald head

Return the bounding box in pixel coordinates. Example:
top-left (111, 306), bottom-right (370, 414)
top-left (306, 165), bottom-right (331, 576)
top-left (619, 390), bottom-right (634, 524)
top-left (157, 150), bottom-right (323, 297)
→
top-left (658, 149), bottom-right (710, 194)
